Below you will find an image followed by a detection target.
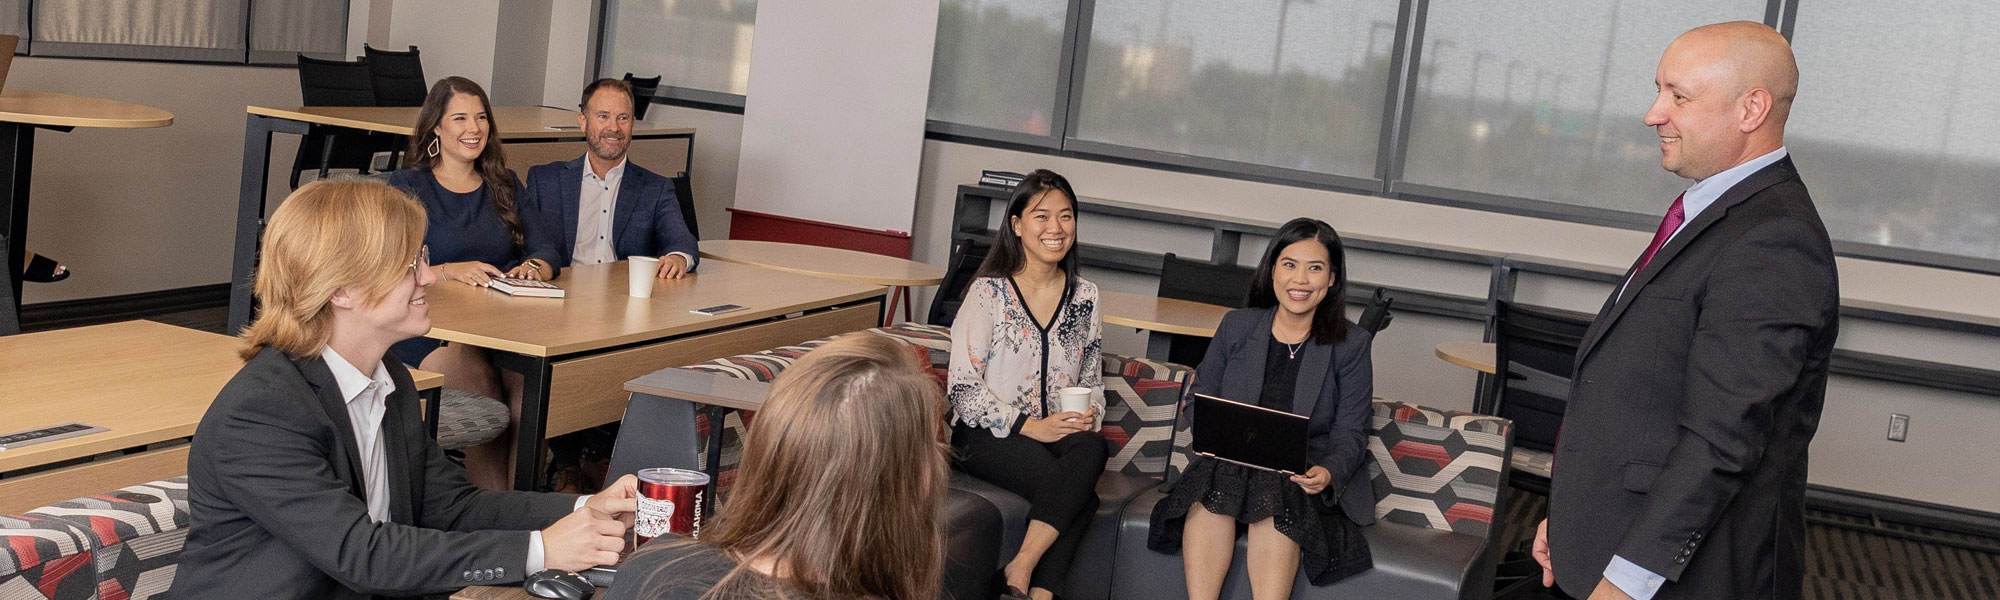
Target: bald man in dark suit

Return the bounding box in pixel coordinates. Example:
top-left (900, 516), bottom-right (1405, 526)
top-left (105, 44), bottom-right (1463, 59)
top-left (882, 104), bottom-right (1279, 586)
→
top-left (1533, 21), bottom-right (1840, 600)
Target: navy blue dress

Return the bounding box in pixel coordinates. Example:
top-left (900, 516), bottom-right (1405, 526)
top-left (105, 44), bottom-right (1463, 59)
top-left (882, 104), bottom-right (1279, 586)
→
top-left (385, 168), bottom-right (525, 366)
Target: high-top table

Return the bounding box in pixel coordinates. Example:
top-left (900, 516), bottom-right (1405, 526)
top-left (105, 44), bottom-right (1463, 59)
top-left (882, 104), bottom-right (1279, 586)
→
top-left (420, 260), bottom-right (885, 490)
top-left (228, 105), bottom-right (698, 332)
top-left (0, 90), bottom-right (173, 322)
top-left (1098, 290), bottom-right (1233, 361)
top-left (0, 320), bottom-right (442, 513)
top-left (697, 239), bottom-right (944, 324)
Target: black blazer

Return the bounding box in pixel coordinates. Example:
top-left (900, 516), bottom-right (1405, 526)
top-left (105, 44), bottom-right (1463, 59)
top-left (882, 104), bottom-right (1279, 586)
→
top-left (1548, 156), bottom-right (1839, 599)
top-left (169, 348), bottom-right (579, 600)
top-left (1185, 307), bottom-right (1376, 526)
top-left (522, 158), bottom-right (699, 269)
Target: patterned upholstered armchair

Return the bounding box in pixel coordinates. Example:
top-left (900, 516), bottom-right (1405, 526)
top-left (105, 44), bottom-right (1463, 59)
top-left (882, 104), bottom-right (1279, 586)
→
top-left (0, 478), bottom-right (189, 600)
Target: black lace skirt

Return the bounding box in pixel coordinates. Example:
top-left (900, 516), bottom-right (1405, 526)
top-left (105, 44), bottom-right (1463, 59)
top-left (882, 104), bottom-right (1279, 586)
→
top-left (1147, 456), bottom-right (1372, 586)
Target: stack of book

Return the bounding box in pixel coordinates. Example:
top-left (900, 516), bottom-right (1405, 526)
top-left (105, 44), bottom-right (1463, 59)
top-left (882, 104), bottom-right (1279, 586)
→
top-left (487, 277), bottom-right (565, 298)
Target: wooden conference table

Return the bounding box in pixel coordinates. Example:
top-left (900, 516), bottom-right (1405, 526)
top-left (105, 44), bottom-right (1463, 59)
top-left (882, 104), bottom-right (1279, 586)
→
top-left (0, 90), bottom-right (173, 322)
top-left (0, 320), bottom-right (442, 513)
top-left (421, 259), bottom-right (886, 490)
top-left (698, 239), bottom-right (945, 324)
top-left (228, 105), bottom-right (698, 331)
top-left (1098, 290), bottom-right (1233, 361)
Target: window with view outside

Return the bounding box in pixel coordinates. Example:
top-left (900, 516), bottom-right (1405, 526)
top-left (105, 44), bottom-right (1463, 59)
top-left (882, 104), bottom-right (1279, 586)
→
top-left (602, 0), bottom-right (758, 97)
top-left (927, 0), bottom-right (1069, 136)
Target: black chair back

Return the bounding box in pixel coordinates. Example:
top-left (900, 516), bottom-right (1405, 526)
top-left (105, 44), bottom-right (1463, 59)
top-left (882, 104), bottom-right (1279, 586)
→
top-left (297, 55), bottom-right (375, 107)
top-left (671, 171), bottom-right (699, 239)
top-left (925, 236), bottom-right (992, 327)
top-left (1157, 253), bottom-right (1254, 366)
top-left (1487, 300), bottom-right (1591, 454)
top-left (604, 392), bottom-right (703, 487)
top-left (293, 55), bottom-right (380, 187)
top-left (363, 44), bottom-right (427, 107)
top-left (1357, 286), bottom-right (1395, 334)
top-left (622, 73), bottom-right (661, 121)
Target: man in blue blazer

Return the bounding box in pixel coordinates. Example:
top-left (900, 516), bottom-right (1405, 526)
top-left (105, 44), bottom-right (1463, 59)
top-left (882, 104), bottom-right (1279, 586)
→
top-left (523, 79), bottom-right (699, 278)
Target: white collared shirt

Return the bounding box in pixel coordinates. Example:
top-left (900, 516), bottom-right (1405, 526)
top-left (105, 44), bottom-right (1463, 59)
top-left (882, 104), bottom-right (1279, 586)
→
top-left (320, 346), bottom-right (394, 523)
top-left (573, 158), bottom-right (627, 266)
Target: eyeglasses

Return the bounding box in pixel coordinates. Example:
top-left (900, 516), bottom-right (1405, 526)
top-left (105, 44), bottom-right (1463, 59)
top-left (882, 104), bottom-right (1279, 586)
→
top-left (407, 245), bottom-right (431, 276)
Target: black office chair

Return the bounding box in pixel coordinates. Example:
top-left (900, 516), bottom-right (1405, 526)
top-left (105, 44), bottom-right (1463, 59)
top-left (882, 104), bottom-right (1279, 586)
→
top-left (1485, 300), bottom-right (1590, 597)
top-left (925, 236), bottom-right (991, 327)
top-left (363, 44), bottom-right (427, 107)
top-left (292, 55), bottom-right (382, 188)
top-left (1156, 253), bottom-right (1254, 366)
top-left (622, 73), bottom-right (661, 121)
top-left (670, 171), bottom-right (699, 239)
top-left (1356, 286), bottom-right (1395, 335)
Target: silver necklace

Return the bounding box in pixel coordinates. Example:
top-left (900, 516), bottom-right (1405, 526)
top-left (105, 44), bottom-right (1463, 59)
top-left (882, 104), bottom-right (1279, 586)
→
top-left (1282, 338), bottom-right (1305, 360)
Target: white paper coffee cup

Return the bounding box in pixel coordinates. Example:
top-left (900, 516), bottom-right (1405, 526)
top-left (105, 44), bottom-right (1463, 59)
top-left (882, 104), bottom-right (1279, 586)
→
top-left (1058, 387), bottom-right (1092, 418)
top-left (628, 256), bottom-right (660, 298)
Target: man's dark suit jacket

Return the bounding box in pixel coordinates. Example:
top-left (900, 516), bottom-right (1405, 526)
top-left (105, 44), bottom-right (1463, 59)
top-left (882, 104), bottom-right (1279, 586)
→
top-left (169, 347), bottom-right (578, 600)
top-left (1548, 156), bottom-right (1839, 599)
top-left (1186, 307), bottom-right (1376, 526)
top-left (522, 157), bottom-right (699, 269)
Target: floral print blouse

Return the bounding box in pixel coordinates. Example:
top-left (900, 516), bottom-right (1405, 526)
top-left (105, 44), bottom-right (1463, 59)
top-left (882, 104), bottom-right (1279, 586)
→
top-left (948, 276), bottom-right (1105, 437)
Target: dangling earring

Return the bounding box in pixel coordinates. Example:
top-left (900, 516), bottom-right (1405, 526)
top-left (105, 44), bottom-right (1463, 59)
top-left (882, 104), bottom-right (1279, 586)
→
top-left (425, 136), bottom-right (440, 158)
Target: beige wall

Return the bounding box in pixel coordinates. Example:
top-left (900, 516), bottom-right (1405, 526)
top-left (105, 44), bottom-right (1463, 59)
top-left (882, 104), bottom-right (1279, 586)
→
top-left (16, 57), bottom-right (303, 305)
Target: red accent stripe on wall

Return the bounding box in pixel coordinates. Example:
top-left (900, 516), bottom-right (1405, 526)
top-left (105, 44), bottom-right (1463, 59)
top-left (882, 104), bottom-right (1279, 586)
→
top-left (726, 208), bottom-right (914, 258)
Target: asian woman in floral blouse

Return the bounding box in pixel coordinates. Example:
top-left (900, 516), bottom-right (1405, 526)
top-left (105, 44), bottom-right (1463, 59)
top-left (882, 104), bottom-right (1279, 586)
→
top-left (947, 169), bottom-right (1105, 600)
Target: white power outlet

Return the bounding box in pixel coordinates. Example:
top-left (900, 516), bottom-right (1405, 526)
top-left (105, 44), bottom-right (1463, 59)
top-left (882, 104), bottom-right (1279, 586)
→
top-left (1887, 413), bottom-right (1910, 443)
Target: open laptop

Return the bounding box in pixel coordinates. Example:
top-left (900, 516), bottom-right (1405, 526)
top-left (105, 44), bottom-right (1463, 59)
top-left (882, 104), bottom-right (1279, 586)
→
top-left (1189, 393), bottom-right (1310, 475)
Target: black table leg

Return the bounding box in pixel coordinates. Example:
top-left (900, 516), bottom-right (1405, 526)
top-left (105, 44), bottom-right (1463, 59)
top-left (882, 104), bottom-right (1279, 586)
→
top-left (704, 404), bottom-right (727, 517)
top-left (493, 351), bottom-right (556, 491)
top-left (0, 122), bottom-right (34, 322)
top-left (421, 387), bottom-right (443, 440)
top-left (230, 114), bottom-right (309, 333)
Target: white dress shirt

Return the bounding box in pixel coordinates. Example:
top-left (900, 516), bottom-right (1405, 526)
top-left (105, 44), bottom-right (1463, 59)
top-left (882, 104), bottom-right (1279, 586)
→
top-left (319, 346), bottom-right (394, 523)
top-left (572, 158), bottom-right (695, 268)
top-left (320, 346), bottom-right (585, 573)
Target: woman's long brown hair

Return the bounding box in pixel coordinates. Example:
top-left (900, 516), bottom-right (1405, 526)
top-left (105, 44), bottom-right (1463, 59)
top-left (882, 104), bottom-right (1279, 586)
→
top-left (629, 334), bottom-right (950, 600)
top-left (403, 76), bottom-right (525, 249)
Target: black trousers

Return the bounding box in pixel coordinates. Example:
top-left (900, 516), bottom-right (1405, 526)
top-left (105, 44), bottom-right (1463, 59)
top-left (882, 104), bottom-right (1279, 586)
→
top-left (952, 425), bottom-right (1109, 595)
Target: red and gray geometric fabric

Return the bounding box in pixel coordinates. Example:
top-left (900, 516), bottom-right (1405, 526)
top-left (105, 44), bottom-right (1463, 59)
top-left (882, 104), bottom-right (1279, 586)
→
top-left (1366, 401), bottom-right (1511, 538)
top-left (0, 477), bottom-right (189, 600)
top-left (673, 322), bottom-right (1192, 485)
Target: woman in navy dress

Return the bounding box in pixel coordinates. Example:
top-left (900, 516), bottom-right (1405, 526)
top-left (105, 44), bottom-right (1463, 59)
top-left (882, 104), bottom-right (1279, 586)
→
top-left (386, 76), bottom-right (559, 488)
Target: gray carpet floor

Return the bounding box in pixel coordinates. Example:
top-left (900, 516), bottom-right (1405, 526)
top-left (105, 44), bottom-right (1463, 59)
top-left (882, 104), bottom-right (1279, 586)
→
top-left (1497, 488), bottom-right (2000, 600)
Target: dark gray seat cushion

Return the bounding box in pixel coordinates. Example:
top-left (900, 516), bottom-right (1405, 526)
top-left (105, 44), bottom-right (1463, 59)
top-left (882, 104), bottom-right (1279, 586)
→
top-left (1110, 487), bottom-right (1487, 600)
top-left (948, 470), bottom-right (1158, 600)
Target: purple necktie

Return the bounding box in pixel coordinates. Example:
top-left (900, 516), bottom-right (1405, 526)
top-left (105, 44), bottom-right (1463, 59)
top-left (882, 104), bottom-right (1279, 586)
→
top-left (1635, 193), bottom-right (1687, 274)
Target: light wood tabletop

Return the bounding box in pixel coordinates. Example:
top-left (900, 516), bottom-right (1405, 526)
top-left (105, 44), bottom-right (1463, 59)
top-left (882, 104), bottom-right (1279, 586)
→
top-left (423, 260), bottom-right (886, 358)
top-left (1098, 290), bottom-right (1233, 338)
top-left (698, 239), bottom-right (945, 287)
top-left (246, 105), bottom-right (694, 139)
top-left (0, 90), bottom-right (174, 128)
top-left (0, 320), bottom-right (446, 475)
top-left (1435, 341), bottom-right (1497, 374)
top-left (0, 321), bottom-right (233, 473)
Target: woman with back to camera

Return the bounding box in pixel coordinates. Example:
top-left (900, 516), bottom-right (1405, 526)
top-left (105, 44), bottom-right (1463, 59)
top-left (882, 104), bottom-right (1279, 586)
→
top-left (603, 333), bottom-right (951, 600)
top-left (387, 76), bottom-right (562, 488)
top-left (1148, 217), bottom-right (1375, 600)
top-left (948, 169), bottom-right (1105, 600)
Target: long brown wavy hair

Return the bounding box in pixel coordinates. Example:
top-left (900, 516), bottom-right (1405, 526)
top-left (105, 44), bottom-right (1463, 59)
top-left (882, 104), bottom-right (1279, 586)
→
top-left (403, 76), bottom-right (524, 249)
top-left (628, 334), bottom-right (951, 600)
